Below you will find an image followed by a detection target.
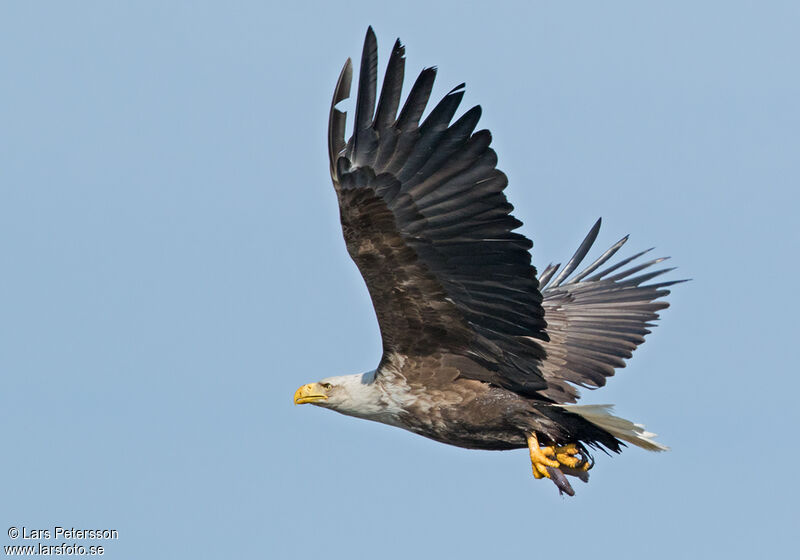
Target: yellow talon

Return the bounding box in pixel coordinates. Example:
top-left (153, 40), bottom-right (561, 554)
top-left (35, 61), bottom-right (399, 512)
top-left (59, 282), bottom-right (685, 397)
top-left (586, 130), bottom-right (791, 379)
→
top-left (527, 435), bottom-right (593, 478)
top-left (557, 443), bottom-right (580, 455)
top-left (556, 443), bottom-right (592, 471)
top-left (556, 453), bottom-right (581, 468)
top-left (554, 443), bottom-right (581, 468)
top-left (527, 434), bottom-right (560, 479)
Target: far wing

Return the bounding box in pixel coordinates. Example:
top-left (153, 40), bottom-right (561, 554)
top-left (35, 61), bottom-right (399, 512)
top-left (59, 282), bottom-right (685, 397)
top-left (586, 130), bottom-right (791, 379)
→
top-left (536, 219), bottom-right (684, 403)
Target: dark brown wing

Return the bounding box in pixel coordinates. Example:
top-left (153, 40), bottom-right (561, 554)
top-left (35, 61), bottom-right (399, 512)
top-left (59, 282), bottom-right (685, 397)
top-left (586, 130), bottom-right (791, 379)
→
top-left (328, 28), bottom-right (548, 396)
top-left (536, 219), bottom-right (685, 403)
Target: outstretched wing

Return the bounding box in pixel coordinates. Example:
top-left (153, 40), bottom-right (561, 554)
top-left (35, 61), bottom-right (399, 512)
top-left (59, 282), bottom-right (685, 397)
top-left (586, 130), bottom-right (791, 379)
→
top-left (328, 28), bottom-right (548, 395)
top-left (536, 219), bottom-right (684, 403)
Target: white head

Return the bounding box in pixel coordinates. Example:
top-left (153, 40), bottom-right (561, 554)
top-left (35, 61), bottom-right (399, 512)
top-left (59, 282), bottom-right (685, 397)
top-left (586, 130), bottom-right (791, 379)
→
top-left (293, 370), bottom-right (403, 424)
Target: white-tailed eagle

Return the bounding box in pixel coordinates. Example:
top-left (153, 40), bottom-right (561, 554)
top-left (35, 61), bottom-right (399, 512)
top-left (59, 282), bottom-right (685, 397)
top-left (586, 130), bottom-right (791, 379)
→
top-left (295, 28), bottom-right (681, 495)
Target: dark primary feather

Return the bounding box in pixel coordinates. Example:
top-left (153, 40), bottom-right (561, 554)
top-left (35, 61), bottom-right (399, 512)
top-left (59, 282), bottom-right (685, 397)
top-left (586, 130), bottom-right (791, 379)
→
top-left (328, 59), bottom-right (352, 180)
top-left (328, 27), bottom-right (549, 396)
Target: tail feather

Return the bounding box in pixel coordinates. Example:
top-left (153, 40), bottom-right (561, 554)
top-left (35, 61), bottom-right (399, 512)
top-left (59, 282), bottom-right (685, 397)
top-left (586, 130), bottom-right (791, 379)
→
top-left (561, 404), bottom-right (669, 452)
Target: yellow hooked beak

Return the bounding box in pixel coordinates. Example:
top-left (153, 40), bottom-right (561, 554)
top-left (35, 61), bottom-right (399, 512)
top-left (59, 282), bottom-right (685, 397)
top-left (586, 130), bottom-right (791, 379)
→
top-left (294, 383), bottom-right (329, 405)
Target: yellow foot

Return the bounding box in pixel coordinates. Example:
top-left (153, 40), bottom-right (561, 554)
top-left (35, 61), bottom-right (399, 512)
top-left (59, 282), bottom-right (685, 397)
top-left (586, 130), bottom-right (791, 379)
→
top-left (551, 443), bottom-right (592, 471)
top-left (527, 434), bottom-right (560, 479)
top-left (527, 435), bottom-right (592, 479)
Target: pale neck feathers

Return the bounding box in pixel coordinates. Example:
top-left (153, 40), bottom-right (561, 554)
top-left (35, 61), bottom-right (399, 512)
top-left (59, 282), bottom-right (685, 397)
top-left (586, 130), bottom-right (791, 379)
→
top-left (319, 371), bottom-right (407, 426)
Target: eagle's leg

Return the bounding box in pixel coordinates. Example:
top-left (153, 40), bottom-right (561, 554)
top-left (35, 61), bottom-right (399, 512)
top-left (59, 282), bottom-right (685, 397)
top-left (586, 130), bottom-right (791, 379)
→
top-left (527, 434), bottom-right (592, 479)
top-left (527, 433), bottom-right (561, 479)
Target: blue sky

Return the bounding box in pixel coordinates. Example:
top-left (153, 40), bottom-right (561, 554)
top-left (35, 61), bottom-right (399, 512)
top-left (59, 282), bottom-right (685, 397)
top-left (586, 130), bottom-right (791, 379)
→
top-left (1, 1), bottom-right (797, 558)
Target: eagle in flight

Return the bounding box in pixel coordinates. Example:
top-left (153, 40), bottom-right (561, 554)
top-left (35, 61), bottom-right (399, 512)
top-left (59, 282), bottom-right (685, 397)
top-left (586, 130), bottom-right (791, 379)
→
top-left (294, 27), bottom-right (680, 495)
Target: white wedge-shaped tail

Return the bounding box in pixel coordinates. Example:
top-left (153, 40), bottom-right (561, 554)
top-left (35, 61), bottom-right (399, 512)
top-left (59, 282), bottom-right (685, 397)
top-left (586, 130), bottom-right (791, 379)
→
top-left (561, 404), bottom-right (669, 452)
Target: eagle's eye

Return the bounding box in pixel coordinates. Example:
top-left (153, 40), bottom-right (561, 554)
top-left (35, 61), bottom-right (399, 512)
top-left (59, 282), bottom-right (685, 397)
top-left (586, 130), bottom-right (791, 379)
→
top-left (322, 383), bottom-right (333, 390)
